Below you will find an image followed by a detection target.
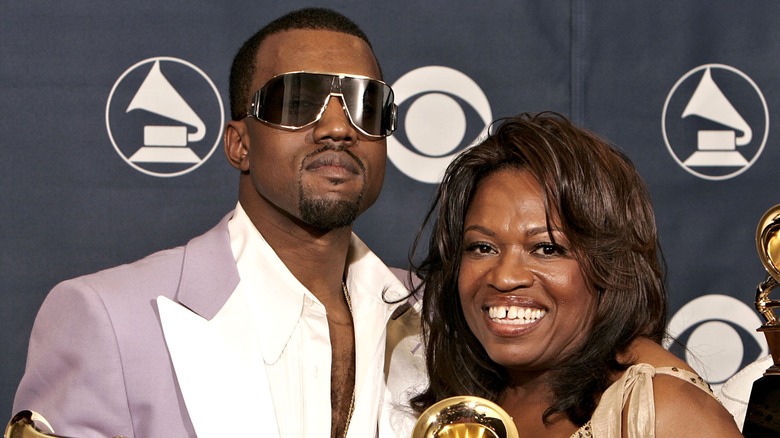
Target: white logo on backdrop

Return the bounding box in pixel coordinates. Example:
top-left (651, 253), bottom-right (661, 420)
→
top-left (664, 294), bottom-right (767, 390)
top-left (106, 57), bottom-right (224, 177)
top-left (388, 66), bottom-right (492, 184)
top-left (662, 64), bottom-right (768, 181)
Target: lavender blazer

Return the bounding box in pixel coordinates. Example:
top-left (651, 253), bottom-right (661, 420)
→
top-left (13, 213), bottom-right (425, 438)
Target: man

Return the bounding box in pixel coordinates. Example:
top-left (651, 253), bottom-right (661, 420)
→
top-left (13, 7), bottom-right (424, 438)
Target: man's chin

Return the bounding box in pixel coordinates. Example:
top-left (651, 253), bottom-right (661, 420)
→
top-left (299, 197), bottom-right (362, 231)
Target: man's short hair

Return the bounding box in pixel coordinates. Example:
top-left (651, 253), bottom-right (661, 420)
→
top-left (229, 7), bottom-right (375, 120)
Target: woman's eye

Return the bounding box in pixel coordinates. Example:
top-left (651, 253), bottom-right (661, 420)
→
top-left (534, 243), bottom-right (566, 256)
top-left (465, 242), bottom-right (495, 254)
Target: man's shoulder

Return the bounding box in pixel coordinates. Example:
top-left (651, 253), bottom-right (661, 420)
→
top-left (54, 215), bottom-right (232, 301)
top-left (43, 246), bottom-right (189, 314)
top-left (67, 245), bottom-right (186, 290)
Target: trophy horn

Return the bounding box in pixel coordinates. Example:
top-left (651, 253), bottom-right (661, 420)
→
top-left (4, 411), bottom-right (67, 438)
top-left (411, 396), bottom-right (519, 438)
top-left (4, 411), bottom-right (126, 438)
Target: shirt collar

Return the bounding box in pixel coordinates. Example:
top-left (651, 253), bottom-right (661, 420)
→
top-left (228, 202), bottom-right (411, 364)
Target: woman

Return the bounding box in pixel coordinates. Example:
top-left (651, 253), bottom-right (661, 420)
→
top-left (410, 112), bottom-right (741, 436)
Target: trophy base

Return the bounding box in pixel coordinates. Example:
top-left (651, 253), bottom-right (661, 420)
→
top-left (743, 375), bottom-right (780, 436)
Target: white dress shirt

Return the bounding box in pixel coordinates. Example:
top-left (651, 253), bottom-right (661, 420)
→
top-left (227, 203), bottom-right (415, 437)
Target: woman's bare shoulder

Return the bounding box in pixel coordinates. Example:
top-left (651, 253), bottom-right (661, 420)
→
top-left (622, 337), bottom-right (691, 370)
top-left (623, 338), bottom-right (742, 437)
top-left (652, 370), bottom-right (742, 437)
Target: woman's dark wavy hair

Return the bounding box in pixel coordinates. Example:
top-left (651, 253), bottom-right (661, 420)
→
top-left (409, 112), bottom-right (667, 425)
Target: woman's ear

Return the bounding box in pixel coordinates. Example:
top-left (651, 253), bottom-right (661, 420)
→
top-left (224, 120), bottom-right (250, 171)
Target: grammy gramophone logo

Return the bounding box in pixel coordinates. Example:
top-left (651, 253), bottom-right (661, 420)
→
top-left (662, 64), bottom-right (769, 181)
top-left (106, 57), bottom-right (225, 177)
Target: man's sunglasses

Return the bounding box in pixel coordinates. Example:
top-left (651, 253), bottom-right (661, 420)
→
top-left (245, 71), bottom-right (397, 138)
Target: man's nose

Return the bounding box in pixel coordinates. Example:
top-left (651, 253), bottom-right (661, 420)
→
top-left (312, 95), bottom-right (358, 145)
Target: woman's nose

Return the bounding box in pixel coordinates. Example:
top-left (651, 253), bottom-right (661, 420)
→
top-left (488, 253), bottom-right (534, 292)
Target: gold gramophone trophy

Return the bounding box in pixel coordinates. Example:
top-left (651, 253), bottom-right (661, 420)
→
top-left (4, 411), bottom-right (66, 438)
top-left (411, 396), bottom-right (519, 438)
top-left (3, 411), bottom-right (126, 438)
top-left (743, 205), bottom-right (780, 436)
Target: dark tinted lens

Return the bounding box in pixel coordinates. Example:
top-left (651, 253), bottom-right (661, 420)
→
top-left (253, 73), bottom-right (395, 136)
top-left (256, 75), bottom-right (287, 124)
top-left (258, 73), bottom-right (329, 126)
top-left (342, 78), bottom-right (393, 136)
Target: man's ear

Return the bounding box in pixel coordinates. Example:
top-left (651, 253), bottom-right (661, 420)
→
top-left (224, 120), bottom-right (250, 171)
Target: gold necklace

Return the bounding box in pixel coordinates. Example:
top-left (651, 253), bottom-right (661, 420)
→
top-left (341, 281), bottom-right (355, 438)
top-left (342, 281), bottom-right (353, 312)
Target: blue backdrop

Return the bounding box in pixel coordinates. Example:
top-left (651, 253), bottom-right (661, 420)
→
top-left (2, 0), bottom-right (777, 419)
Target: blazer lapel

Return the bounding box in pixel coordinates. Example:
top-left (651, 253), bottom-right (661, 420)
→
top-left (156, 214), bottom-right (279, 438)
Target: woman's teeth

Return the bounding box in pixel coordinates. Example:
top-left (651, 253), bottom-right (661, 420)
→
top-left (488, 306), bottom-right (547, 324)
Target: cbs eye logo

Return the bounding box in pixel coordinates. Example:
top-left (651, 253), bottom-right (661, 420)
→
top-left (106, 57), bottom-right (225, 177)
top-left (664, 294), bottom-right (767, 388)
top-left (388, 66), bottom-right (492, 184)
